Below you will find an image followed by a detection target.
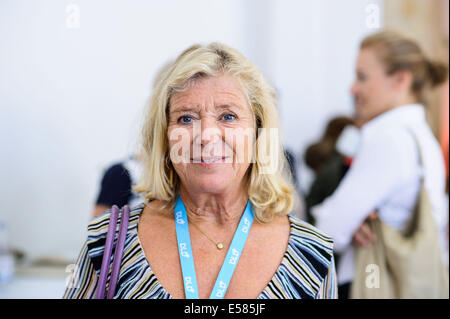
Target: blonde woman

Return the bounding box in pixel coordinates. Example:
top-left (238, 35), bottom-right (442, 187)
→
top-left (64, 43), bottom-right (337, 299)
top-left (312, 30), bottom-right (448, 298)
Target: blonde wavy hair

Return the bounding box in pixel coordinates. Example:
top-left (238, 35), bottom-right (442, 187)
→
top-left (134, 42), bottom-right (297, 223)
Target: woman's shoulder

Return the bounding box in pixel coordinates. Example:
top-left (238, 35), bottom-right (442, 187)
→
top-left (87, 203), bottom-right (146, 239)
top-left (288, 214), bottom-right (334, 244)
top-left (286, 214), bottom-right (335, 270)
top-left (84, 203), bottom-right (146, 272)
top-left (256, 214), bottom-right (336, 298)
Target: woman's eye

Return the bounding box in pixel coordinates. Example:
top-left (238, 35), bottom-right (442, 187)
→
top-left (357, 72), bottom-right (366, 82)
top-left (178, 116), bottom-right (193, 124)
top-left (222, 113), bottom-right (236, 121)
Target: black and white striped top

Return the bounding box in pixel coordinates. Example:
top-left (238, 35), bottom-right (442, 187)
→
top-left (63, 203), bottom-right (337, 299)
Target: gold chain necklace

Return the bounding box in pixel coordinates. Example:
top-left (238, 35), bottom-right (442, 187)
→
top-left (189, 220), bottom-right (224, 250)
top-left (185, 201), bottom-right (247, 251)
top-left (185, 205), bottom-right (224, 250)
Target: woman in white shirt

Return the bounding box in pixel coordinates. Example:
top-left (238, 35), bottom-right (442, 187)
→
top-left (312, 30), bottom-right (448, 298)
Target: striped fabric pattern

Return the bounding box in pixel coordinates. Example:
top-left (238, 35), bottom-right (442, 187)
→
top-left (63, 203), bottom-right (337, 299)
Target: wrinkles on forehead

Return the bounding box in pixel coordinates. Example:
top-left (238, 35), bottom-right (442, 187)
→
top-left (169, 75), bottom-right (251, 115)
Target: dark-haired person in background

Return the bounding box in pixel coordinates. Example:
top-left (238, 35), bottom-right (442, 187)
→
top-left (93, 156), bottom-right (142, 217)
top-left (304, 116), bottom-right (356, 224)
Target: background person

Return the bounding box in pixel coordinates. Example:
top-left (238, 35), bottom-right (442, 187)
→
top-left (312, 30), bottom-right (449, 298)
top-left (92, 155), bottom-right (142, 217)
top-left (304, 116), bottom-right (356, 224)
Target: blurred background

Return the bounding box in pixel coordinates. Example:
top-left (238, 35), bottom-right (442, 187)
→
top-left (0, 0), bottom-right (448, 298)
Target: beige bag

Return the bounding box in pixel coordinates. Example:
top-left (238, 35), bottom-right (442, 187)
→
top-left (350, 131), bottom-right (449, 299)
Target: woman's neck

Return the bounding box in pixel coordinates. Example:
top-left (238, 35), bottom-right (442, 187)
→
top-left (178, 186), bottom-right (249, 228)
top-left (366, 96), bottom-right (419, 124)
top-left (390, 93), bottom-right (419, 110)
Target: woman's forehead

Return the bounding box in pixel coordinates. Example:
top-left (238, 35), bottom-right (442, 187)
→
top-left (357, 48), bottom-right (385, 70)
top-left (169, 75), bottom-right (249, 111)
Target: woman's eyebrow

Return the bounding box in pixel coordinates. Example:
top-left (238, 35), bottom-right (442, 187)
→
top-left (170, 105), bottom-right (199, 113)
top-left (216, 103), bottom-right (243, 110)
top-left (171, 103), bottom-right (243, 113)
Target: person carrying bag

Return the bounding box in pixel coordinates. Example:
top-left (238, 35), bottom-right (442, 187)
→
top-left (312, 30), bottom-right (448, 299)
top-left (351, 130), bottom-right (449, 299)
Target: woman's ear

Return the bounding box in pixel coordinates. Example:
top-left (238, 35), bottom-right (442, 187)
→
top-left (392, 69), bottom-right (413, 92)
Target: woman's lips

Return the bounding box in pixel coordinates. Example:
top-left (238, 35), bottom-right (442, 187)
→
top-left (354, 96), bottom-right (364, 108)
top-left (191, 157), bottom-right (230, 164)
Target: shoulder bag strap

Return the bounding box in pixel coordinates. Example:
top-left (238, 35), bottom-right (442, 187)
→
top-left (95, 205), bottom-right (131, 299)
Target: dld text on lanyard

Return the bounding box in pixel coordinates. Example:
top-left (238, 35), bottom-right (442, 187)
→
top-left (174, 195), bottom-right (254, 299)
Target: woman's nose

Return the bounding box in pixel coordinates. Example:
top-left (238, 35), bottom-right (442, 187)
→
top-left (350, 82), bottom-right (358, 96)
top-left (193, 118), bottom-right (222, 146)
top-left (192, 118), bottom-right (224, 159)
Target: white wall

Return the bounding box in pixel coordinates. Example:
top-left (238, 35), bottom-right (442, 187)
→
top-left (265, 0), bottom-right (383, 191)
top-left (0, 0), bottom-right (382, 261)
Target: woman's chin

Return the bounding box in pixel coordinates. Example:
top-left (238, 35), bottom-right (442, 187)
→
top-left (186, 177), bottom-right (232, 194)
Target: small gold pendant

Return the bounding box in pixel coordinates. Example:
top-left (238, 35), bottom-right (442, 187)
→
top-left (216, 243), bottom-right (224, 250)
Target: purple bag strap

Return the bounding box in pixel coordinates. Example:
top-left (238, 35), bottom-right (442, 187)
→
top-left (96, 205), bottom-right (119, 299)
top-left (107, 205), bottom-right (130, 299)
top-left (95, 205), bottom-right (131, 299)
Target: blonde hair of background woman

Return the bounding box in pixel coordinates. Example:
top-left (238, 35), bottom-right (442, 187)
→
top-left (361, 30), bottom-right (448, 105)
top-left (134, 42), bottom-right (297, 223)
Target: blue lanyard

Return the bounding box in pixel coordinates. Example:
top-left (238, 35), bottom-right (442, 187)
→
top-left (174, 195), bottom-right (254, 299)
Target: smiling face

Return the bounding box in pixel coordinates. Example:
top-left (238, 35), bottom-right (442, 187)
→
top-left (167, 74), bottom-right (256, 195)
